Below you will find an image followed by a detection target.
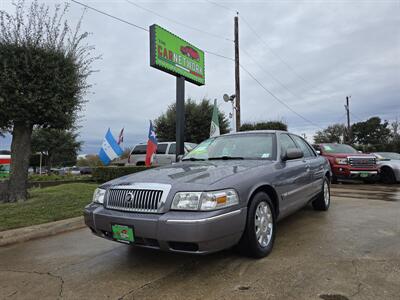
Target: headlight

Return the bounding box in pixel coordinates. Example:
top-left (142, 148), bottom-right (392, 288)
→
top-left (335, 158), bottom-right (348, 165)
top-left (92, 188), bottom-right (106, 204)
top-left (171, 189), bottom-right (239, 211)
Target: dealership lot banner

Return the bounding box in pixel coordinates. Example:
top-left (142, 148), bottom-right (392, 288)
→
top-left (150, 24), bottom-right (205, 86)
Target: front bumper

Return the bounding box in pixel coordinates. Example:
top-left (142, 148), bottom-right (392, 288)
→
top-left (332, 165), bottom-right (379, 180)
top-left (84, 204), bottom-right (247, 254)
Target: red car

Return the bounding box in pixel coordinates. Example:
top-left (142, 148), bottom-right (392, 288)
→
top-left (313, 143), bottom-right (379, 183)
top-left (180, 46), bottom-right (200, 61)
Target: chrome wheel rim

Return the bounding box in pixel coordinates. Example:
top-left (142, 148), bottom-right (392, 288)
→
top-left (324, 180), bottom-right (330, 206)
top-left (254, 201), bottom-right (273, 248)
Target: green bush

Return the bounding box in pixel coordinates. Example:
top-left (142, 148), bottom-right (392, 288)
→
top-left (92, 166), bottom-right (150, 183)
top-left (28, 174), bottom-right (92, 182)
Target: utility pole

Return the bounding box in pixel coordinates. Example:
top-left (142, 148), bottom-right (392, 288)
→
top-left (345, 96), bottom-right (351, 143)
top-left (234, 13), bottom-right (241, 131)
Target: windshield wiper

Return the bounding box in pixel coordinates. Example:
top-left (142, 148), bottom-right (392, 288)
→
top-left (208, 156), bottom-right (244, 160)
top-left (182, 157), bottom-right (205, 161)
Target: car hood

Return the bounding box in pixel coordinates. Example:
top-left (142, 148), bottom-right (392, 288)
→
top-left (102, 160), bottom-right (271, 188)
top-left (378, 159), bottom-right (400, 167)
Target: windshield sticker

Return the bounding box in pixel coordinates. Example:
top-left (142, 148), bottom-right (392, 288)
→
top-left (261, 153), bottom-right (270, 158)
top-left (323, 145), bottom-right (333, 151)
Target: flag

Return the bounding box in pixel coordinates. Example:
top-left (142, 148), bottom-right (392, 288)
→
top-left (99, 129), bottom-right (123, 166)
top-left (210, 99), bottom-right (220, 138)
top-left (117, 128), bottom-right (124, 145)
top-left (145, 121), bottom-right (158, 167)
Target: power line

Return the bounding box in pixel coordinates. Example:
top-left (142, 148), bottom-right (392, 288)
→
top-left (241, 48), bottom-right (308, 105)
top-left (71, 0), bottom-right (148, 32)
top-left (204, 0), bottom-right (238, 14)
top-left (204, 50), bottom-right (234, 61)
top-left (239, 63), bottom-right (323, 130)
top-left (239, 15), bottom-right (312, 88)
top-left (125, 0), bottom-right (233, 42)
top-left (205, 0), bottom-right (315, 89)
top-left (70, 0), bottom-right (233, 62)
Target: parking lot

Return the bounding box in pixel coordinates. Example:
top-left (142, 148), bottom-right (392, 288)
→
top-left (0, 183), bottom-right (399, 300)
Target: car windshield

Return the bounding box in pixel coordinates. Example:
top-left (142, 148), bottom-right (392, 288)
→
top-left (183, 133), bottom-right (275, 161)
top-left (375, 152), bottom-right (400, 160)
top-left (322, 144), bottom-right (358, 154)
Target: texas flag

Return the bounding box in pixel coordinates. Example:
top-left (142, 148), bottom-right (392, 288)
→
top-left (145, 121), bottom-right (158, 167)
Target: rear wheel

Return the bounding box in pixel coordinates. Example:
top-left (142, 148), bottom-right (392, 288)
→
top-left (237, 192), bottom-right (276, 258)
top-left (312, 177), bottom-right (330, 211)
top-left (381, 167), bottom-right (396, 184)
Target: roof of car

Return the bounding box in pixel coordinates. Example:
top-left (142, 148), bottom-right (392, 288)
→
top-left (221, 130), bottom-right (292, 136)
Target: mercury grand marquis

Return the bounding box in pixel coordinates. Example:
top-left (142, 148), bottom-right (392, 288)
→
top-left (84, 131), bottom-right (331, 258)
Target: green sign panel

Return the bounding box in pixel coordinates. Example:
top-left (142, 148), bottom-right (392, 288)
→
top-left (150, 24), bottom-right (205, 86)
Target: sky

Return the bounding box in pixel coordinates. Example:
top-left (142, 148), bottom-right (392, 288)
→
top-left (0, 0), bottom-right (399, 154)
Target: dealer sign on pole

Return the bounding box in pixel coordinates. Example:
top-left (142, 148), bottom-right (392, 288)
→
top-left (150, 24), bottom-right (205, 86)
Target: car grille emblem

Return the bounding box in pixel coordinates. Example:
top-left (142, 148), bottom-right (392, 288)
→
top-left (125, 192), bottom-right (134, 202)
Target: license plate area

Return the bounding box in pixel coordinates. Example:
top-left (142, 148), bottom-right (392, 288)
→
top-left (112, 224), bottom-right (135, 243)
top-left (359, 172), bottom-right (369, 178)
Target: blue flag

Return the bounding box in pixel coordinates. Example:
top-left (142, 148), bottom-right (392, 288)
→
top-left (99, 129), bottom-right (123, 166)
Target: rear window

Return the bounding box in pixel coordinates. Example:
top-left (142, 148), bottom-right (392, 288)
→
top-left (168, 143), bottom-right (176, 154)
top-left (131, 145), bottom-right (147, 155)
top-left (322, 144), bottom-right (357, 154)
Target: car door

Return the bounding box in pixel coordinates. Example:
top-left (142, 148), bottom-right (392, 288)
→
top-left (291, 135), bottom-right (323, 199)
top-left (275, 133), bottom-right (310, 217)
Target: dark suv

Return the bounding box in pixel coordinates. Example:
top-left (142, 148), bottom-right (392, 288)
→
top-left (314, 143), bottom-right (378, 183)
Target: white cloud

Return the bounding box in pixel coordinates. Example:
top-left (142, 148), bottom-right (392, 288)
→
top-left (0, 0), bottom-right (399, 153)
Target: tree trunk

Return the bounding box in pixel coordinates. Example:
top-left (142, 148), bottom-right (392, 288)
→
top-left (6, 123), bottom-right (33, 202)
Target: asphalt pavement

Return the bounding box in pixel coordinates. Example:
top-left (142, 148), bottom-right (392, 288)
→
top-left (0, 184), bottom-right (399, 300)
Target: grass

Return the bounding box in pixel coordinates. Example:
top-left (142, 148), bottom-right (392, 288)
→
top-left (0, 183), bottom-right (97, 232)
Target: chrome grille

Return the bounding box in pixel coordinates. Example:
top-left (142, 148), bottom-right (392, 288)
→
top-left (348, 156), bottom-right (376, 168)
top-left (106, 188), bottom-right (163, 213)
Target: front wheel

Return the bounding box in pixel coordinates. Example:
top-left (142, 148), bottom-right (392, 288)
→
top-left (312, 177), bottom-right (330, 211)
top-left (237, 192), bottom-right (276, 258)
top-left (381, 167), bottom-right (396, 184)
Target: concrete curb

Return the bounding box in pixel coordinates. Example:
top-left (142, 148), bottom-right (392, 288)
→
top-left (0, 216), bottom-right (85, 247)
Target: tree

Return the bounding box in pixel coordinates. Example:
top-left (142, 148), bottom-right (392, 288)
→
top-left (31, 128), bottom-right (82, 171)
top-left (154, 98), bottom-right (229, 144)
top-left (76, 154), bottom-right (102, 167)
top-left (240, 121), bottom-right (287, 131)
top-left (391, 118), bottom-right (399, 142)
top-left (0, 1), bottom-right (96, 202)
top-left (351, 117), bottom-right (391, 146)
top-left (313, 124), bottom-right (346, 144)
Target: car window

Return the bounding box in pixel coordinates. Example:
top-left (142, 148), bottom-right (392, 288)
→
top-left (168, 143), bottom-right (176, 154)
top-left (131, 145), bottom-right (147, 155)
top-left (291, 135), bottom-right (314, 158)
top-left (184, 133), bottom-right (276, 160)
top-left (280, 134), bottom-right (297, 156)
top-left (156, 143), bottom-right (168, 154)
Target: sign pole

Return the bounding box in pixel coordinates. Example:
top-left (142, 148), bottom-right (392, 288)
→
top-left (176, 76), bottom-right (185, 161)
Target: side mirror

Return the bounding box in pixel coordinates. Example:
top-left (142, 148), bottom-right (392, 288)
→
top-left (316, 150), bottom-right (321, 155)
top-left (283, 148), bottom-right (303, 161)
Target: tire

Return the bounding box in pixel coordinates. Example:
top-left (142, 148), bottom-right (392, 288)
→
top-left (237, 192), bottom-right (276, 258)
top-left (380, 167), bottom-right (396, 184)
top-left (312, 177), bottom-right (330, 211)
